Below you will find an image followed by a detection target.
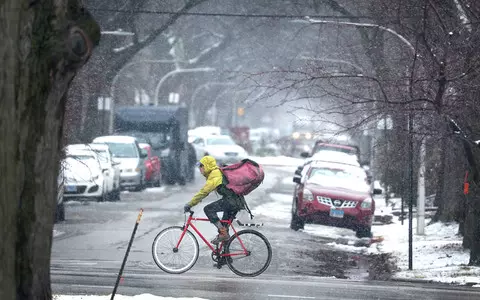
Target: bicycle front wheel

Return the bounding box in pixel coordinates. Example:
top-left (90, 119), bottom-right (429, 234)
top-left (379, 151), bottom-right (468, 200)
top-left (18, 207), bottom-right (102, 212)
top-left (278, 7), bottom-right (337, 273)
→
top-left (152, 226), bottom-right (199, 274)
top-left (225, 229), bottom-right (272, 277)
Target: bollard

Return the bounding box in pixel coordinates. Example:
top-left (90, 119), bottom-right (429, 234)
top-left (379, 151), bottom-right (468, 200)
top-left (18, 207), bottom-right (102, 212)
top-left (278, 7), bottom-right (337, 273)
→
top-left (111, 208), bottom-right (143, 300)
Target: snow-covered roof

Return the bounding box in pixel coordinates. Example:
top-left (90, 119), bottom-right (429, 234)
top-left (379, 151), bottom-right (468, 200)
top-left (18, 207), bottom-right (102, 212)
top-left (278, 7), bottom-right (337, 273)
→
top-left (93, 135), bottom-right (137, 144)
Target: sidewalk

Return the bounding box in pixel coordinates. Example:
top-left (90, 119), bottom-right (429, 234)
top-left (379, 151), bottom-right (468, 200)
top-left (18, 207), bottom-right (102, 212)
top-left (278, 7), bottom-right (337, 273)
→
top-left (367, 197), bottom-right (480, 287)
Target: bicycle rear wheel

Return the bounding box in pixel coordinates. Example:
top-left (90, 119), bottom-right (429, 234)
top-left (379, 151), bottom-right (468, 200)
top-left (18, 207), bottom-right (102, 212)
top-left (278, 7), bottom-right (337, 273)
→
top-left (224, 229), bottom-right (272, 277)
top-left (152, 226), bottom-right (199, 274)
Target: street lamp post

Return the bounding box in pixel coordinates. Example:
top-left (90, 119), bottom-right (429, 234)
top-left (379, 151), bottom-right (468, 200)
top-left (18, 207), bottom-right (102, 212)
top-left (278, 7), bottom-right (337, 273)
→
top-left (153, 67), bottom-right (216, 106)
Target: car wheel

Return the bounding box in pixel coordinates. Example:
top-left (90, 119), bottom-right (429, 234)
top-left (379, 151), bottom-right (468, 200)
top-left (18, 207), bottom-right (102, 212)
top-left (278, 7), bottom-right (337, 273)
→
top-left (134, 173), bottom-right (146, 191)
top-left (112, 187), bottom-right (121, 202)
top-left (55, 202), bottom-right (65, 222)
top-left (290, 198), bottom-right (304, 231)
top-left (355, 225), bottom-right (372, 238)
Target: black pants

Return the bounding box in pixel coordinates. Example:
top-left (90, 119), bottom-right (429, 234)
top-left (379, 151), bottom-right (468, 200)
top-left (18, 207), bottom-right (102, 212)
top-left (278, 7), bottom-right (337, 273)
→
top-left (204, 197), bottom-right (239, 225)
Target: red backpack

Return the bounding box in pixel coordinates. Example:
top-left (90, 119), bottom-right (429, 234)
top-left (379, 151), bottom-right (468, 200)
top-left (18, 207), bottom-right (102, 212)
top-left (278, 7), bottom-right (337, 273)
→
top-left (220, 159), bottom-right (265, 196)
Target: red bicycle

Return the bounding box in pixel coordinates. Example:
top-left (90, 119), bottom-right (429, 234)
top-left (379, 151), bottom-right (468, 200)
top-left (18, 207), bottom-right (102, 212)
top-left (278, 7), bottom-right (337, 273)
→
top-left (151, 210), bottom-right (272, 277)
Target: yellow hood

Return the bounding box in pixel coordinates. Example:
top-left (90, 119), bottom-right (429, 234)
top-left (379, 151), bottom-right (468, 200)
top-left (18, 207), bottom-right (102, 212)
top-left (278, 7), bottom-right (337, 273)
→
top-left (199, 155), bottom-right (218, 177)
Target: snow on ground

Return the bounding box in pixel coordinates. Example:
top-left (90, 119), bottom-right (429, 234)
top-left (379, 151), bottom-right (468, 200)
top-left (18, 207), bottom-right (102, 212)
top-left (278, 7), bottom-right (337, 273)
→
top-left (369, 217), bottom-right (480, 286)
top-left (55, 294), bottom-right (208, 300)
top-left (281, 176), bottom-right (296, 185)
top-left (145, 187), bottom-right (166, 193)
top-left (53, 229), bottom-right (65, 238)
top-left (252, 193), bottom-right (292, 221)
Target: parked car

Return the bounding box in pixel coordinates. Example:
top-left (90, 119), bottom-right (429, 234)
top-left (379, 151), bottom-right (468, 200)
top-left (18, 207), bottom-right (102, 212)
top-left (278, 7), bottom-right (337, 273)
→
top-left (290, 161), bottom-right (382, 238)
top-left (301, 141), bottom-right (360, 160)
top-left (191, 134), bottom-right (248, 165)
top-left (66, 143), bottom-right (121, 200)
top-left (139, 143), bottom-right (161, 187)
top-left (301, 142), bottom-right (373, 184)
top-left (62, 148), bottom-right (108, 202)
top-left (92, 135), bottom-right (148, 191)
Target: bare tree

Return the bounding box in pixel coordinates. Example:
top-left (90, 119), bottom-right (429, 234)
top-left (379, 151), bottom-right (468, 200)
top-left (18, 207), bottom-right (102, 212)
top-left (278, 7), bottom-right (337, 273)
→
top-left (0, 1), bottom-right (100, 299)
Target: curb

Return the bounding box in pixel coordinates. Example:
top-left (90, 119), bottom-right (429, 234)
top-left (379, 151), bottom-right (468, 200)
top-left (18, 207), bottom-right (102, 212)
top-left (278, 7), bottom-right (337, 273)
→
top-left (390, 277), bottom-right (437, 284)
top-left (390, 277), bottom-right (479, 287)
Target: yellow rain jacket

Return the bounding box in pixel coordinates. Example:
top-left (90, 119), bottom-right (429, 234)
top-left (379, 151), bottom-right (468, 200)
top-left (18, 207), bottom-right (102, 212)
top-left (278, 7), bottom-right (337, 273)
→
top-left (187, 156), bottom-right (244, 209)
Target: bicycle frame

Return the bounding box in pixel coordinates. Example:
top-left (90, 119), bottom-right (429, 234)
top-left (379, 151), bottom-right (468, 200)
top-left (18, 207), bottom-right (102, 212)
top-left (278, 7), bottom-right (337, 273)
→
top-left (176, 212), bottom-right (248, 258)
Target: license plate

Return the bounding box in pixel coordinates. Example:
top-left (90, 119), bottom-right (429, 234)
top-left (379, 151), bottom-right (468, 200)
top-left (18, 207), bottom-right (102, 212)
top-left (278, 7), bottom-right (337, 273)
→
top-left (330, 208), bottom-right (344, 218)
top-left (65, 185), bottom-right (77, 192)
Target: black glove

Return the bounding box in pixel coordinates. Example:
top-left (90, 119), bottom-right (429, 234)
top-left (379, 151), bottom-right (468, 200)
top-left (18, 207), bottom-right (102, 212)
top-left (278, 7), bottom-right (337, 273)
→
top-left (184, 204), bottom-right (191, 213)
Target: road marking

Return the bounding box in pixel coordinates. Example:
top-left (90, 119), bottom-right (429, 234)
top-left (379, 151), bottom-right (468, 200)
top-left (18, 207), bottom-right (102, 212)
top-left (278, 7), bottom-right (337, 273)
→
top-left (268, 295), bottom-right (315, 299)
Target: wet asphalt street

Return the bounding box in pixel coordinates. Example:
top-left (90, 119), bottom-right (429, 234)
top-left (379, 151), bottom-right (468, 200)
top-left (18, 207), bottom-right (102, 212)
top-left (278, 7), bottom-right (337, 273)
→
top-left (51, 166), bottom-right (480, 299)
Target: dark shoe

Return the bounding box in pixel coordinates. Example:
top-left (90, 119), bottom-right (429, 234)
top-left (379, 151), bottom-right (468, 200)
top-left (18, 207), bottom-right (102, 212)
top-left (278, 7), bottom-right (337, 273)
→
top-left (211, 227), bottom-right (230, 245)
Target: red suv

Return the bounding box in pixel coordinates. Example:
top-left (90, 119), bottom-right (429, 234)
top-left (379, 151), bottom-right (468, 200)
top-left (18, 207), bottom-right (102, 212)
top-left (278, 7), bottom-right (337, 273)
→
top-left (290, 161), bottom-right (381, 238)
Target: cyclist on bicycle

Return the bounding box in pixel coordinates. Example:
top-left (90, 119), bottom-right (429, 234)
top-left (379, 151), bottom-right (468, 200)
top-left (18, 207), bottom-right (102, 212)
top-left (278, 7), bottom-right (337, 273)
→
top-left (183, 155), bottom-right (246, 244)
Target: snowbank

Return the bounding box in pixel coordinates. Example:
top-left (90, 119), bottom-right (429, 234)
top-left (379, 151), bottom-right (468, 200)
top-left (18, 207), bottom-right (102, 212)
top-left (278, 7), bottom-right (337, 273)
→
top-left (53, 229), bottom-right (65, 238)
top-left (55, 294), bottom-right (208, 300)
top-left (368, 219), bottom-right (480, 285)
top-left (252, 193), bottom-right (292, 221)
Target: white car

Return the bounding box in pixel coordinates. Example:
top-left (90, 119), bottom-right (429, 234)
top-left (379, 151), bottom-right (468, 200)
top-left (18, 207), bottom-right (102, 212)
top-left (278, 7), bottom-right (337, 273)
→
top-left (62, 149), bottom-right (108, 201)
top-left (66, 144), bottom-right (121, 201)
top-left (191, 134), bottom-right (248, 165)
top-left (305, 150), bottom-right (361, 167)
top-left (92, 136), bottom-right (148, 191)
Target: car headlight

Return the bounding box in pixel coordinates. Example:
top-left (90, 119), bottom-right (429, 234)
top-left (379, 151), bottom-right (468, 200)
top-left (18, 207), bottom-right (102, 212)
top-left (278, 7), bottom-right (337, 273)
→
top-left (360, 198), bottom-right (372, 209)
top-left (302, 189), bottom-right (314, 201)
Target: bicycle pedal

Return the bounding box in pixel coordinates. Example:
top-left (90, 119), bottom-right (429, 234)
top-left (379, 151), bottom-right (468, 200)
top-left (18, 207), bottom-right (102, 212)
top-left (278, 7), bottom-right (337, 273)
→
top-left (214, 263), bottom-right (223, 269)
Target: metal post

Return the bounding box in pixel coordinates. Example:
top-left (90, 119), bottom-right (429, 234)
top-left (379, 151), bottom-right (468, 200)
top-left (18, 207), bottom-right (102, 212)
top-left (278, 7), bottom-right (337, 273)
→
top-left (408, 112), bottom-right (414, 270)
top-left (153, 67), bottom-right (215, 106)
top-left (111, 209), bottom-right (144, 300)
top-left (417, 137), bottom-right (426, 235)
top-left (401, 195), bottom-right (404, 225)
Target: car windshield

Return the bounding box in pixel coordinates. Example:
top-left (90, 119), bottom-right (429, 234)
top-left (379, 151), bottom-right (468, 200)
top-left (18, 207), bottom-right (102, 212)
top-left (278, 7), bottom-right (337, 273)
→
top-left (307, 167), bottom-right (369, 192)
top-left (92, 150), bottom-right (109, 163)
top-left (122, 131), bottom-right (169, 149)
top-left (206, 136), bottom-right (236, 145)
top-left (103, 142), bottom-right (138, 158)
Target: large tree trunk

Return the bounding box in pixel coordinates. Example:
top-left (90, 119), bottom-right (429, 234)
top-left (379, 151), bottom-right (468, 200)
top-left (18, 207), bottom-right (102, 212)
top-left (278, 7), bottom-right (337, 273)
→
top-left (432, 133), bottom-right (464, 222)
top-left (0, 1), bottom-right (99, 299)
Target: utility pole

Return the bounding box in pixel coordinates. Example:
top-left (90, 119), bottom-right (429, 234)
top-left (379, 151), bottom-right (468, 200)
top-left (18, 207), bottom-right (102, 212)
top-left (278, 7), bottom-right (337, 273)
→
top-left (408, 112), bottom-right (414, 270)
top-left (417, 137), bottom-right (426, 235)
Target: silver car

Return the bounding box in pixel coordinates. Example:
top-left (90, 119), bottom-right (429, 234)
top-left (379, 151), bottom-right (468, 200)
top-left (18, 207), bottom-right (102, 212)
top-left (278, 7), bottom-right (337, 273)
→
top-left (92, 135), bottom-right (148, 191)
